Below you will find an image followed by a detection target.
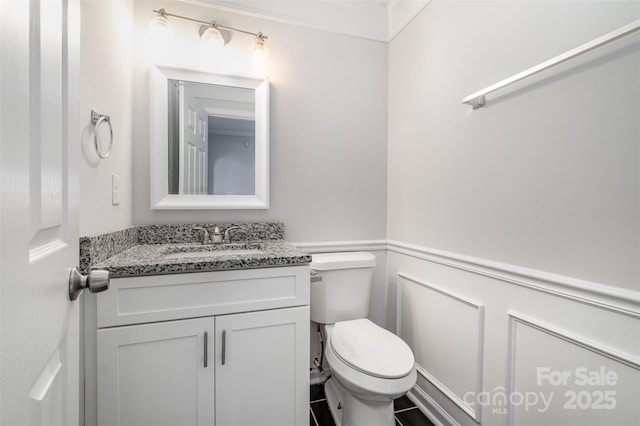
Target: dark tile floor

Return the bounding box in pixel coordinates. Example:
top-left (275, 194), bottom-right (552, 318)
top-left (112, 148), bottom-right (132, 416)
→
top-left (310, 384), bottom-right (435, 426)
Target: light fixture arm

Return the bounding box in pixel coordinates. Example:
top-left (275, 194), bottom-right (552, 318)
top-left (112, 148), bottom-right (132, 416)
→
top-left (153, 9), bottom-right (268, 40)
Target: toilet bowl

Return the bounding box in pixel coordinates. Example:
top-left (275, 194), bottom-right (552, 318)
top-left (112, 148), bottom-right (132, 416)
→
top-left (322, 320), bottom-right (417, 426)
top-left (310, 252), bottom-right (417, 426)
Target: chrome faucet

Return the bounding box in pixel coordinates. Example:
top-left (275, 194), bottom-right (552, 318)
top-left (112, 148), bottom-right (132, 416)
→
top-left (193, 227), bottom-right (212, 245)
top-left (194, 225), bottom-right (238, 244)
top-left (211, 226), bottom-right (223, 244)
top-left (223, 226), bottom-right (241, 243)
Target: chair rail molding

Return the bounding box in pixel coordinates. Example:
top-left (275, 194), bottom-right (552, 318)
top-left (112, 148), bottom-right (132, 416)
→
top-left (387, 240), bottom-right (640, 318)
top-left (293, 239), bottom-right (638, 316)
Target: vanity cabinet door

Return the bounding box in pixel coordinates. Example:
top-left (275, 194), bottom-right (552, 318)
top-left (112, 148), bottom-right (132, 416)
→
top-left (215, 306), bottom-right (310, 426)
top-left (97, 317), bottom-right (215, 426)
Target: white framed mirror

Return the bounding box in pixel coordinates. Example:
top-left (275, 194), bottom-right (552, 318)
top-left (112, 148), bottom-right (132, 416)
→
top-left (150, 65), bottom-right (269, 209)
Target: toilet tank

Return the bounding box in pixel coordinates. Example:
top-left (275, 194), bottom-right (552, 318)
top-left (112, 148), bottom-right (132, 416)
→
top-left (309, 252), bottom-right (376, 324)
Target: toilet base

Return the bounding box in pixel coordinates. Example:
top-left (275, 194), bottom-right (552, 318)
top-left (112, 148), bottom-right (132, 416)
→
top-left (324, 377), bottom-right (395, 426)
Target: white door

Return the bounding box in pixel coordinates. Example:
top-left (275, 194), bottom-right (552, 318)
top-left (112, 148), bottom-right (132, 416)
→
top-left (97, 318), bottom-right (215, 426)
top-left (215, 307), bottom-right (310, 426)
top-left (179, 82), bottom-right (208, 194)
top-left (0, 0), bottom-right (81, 425)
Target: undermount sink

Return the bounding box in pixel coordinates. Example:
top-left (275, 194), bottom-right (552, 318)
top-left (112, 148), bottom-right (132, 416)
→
top-left (162, 244), bottom-right (265, 260)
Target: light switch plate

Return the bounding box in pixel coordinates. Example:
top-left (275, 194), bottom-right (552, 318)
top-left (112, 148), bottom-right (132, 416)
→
top-left (112, 174), bottom-right (120, 205)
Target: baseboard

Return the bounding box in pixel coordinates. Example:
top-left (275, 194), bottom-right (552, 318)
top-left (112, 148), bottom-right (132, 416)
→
top-left (407, 385), bottom-right (461, 426)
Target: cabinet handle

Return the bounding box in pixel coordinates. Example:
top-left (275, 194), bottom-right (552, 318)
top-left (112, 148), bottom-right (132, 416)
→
top-left (204, 331), bottom-right (208, 368)
top-left (221, 330), bottom-right (226, 366)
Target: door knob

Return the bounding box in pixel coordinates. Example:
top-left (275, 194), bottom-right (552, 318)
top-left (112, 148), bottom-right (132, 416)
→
top-left (68, 267), bottom-right (110, 301)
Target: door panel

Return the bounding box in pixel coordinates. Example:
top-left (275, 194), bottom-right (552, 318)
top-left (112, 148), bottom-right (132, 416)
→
top-left (0, 0), bottom-right (80, 425)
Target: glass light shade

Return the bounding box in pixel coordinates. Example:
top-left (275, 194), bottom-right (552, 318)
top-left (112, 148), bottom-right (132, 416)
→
top-left (201, 26), bottom-right (225, 49)
top-left (148, 14), bottom-right (173, 42)
top-left (246, 36), bottom-right (268, 75)
top-left (148, 14), bottom-right (175, 63)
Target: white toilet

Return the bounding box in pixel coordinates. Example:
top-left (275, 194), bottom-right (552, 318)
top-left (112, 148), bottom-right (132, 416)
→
top-left (310, 252), bottom-right (417, 426)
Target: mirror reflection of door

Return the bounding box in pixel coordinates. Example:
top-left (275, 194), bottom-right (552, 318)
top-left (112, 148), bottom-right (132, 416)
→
top-left (168, 80), bottom-right (256, 196)
top-left (180, 81), bottom-right (208, 194)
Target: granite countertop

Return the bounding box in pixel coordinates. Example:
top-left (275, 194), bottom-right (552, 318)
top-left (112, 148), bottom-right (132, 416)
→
top-left (94, 240), bottom-right (311, 278)
top-left (81, 223), bottom-right (311, 278)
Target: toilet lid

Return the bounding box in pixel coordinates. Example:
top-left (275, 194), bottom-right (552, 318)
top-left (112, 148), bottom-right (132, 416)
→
top-left (330, 319), bottom-right (414, 379)
top-left (310, 252), bottom-right (376, 270)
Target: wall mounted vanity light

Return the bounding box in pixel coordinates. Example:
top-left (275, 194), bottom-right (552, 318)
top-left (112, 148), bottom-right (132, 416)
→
top-left (149, 8), bottom-right (269, 73)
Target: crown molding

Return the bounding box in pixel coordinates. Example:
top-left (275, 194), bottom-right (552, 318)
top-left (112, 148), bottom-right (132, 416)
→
top-left (388, 0), bottom-right (430, 41)
top-left (190, 0), bottom-right (430, 42)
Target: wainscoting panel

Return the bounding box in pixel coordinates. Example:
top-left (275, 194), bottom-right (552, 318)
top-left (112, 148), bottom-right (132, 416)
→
top-left (387, 243), bottom-right (640, 426)
top-left (397, 274), bottom-right (485, 421)
top-left (507, 314), bottom-right (640, 426)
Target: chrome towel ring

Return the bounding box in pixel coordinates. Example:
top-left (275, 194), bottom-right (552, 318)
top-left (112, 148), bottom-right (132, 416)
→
top-left (91, 109), bottom-right (113, 159)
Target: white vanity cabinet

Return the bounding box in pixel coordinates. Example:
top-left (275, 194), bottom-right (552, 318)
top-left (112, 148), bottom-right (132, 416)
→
top-left (96, 266), bottom-right (310, 426)
top-left (214, 307), bottom-right (309, 426)
top-left (97, 317), bottom-right (215, 426)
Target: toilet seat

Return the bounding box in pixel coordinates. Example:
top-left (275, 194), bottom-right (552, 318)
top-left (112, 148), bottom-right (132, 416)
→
top-left (330, 319), bottom-right (414, 379)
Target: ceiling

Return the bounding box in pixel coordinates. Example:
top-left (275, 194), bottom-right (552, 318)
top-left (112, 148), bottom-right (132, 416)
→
top-left (194, 0), bottom-right (430, 42)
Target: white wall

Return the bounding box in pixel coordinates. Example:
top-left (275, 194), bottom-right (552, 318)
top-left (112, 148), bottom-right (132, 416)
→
top-left (79, 0), bottom-right (133, 236)
top-left (388, 1), bottom-right (639, 290)
top-left (387, 2), bottom-right (640, 425)
top-left (131, 0), bottom-right (388, 242)
top-left (79, 2), bottom-right (134, 424)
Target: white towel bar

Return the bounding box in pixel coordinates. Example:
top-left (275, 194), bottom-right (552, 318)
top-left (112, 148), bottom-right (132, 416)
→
top-left (462, 19), bottom-right (640, 109)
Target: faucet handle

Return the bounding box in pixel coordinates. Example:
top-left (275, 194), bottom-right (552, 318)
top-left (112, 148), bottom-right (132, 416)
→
top-left (193, 227), bottom-right (211, 245)
top-left (223, 226), bottom-right (241, 244)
